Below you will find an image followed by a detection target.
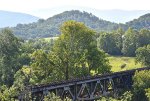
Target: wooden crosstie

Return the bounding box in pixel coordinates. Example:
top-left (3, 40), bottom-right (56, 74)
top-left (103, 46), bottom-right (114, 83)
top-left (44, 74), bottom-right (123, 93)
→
top-left (18, 67), bottom-right (150, 101)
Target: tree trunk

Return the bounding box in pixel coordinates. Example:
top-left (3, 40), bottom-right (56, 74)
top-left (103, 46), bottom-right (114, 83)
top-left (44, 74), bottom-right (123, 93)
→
top-left (65, 62), bottom-right (69, 80)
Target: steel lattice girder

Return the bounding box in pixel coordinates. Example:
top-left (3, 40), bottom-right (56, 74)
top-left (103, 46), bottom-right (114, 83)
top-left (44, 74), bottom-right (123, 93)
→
top-left (18, 67), bottom-right (150, 101)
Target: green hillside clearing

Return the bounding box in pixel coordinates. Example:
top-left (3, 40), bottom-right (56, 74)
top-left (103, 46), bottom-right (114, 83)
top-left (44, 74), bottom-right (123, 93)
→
top-left (108, 56), bottom-right (143, 72)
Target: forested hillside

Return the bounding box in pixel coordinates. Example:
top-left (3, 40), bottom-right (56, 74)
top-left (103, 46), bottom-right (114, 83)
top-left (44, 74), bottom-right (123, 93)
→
top-left (12, 10), bottom-right (150, 39)
top-left (12, 10), bottom-right (122, 39)
top-left (126, 13), bottom-right (150, 30)
top-left (12, 11), bottom-right (150, 39)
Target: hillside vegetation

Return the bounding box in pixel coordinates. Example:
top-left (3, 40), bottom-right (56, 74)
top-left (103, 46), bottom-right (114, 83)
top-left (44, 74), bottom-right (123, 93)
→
top-left (11, 10), bottom-right (150, 39)
top-left (126, 13), bottom-right (150, 30)
top-left (12, 10), bottom-right (123, 39)
top-left (108, 56), bottom-right (142, 72)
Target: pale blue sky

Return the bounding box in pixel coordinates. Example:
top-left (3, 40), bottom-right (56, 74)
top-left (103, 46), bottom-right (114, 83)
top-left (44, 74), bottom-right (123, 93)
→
top-left (0, 0), bottom-right (150, 12)
top-left (0, 0), bottom-right (150, 20)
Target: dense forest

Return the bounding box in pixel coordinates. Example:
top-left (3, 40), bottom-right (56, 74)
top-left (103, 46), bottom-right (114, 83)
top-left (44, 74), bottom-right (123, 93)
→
top-left (0, 20), bottom-right (150, 100)
top-left (97, 28), bottom-right (150, 57)
top-left (126, 13), bottom-right (150, 30)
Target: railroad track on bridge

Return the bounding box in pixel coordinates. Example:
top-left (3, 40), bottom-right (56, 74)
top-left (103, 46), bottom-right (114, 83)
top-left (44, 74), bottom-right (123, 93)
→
top-left (18, 67), bottom-right (150, 101)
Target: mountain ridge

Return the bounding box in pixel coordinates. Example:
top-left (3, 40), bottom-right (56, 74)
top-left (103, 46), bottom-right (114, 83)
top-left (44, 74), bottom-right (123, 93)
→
top-left (29, 6), bottom-right (150, 23)
top-left (12, 10), bottom-right (121, 39)
top-left (2, 10), bottom-right (150, 39)
top-left (126, 13), bottom-right (150, 29)
top-left (0, 10), bottom-right (40, 28)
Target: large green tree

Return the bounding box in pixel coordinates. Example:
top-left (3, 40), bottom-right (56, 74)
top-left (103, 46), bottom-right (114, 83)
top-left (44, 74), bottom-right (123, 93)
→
top-left (138, 29), bottom-right (150, 47)
top-left (0, 28), bottom-right (21, 86)
top-left (30, 50), bottom-right (55, 84)
top-left (52, 21), bottom-right (110, 80)
top-left (133, 70), bottom-right (150, 101)
top-left (136, 44), bottom-right (150, 66)
top-left (122, 28), bottom-right (139, 56)
top-left (114, 28), bottom-right (124, 55)
top-left (97, 32), bottom-right (120, 55)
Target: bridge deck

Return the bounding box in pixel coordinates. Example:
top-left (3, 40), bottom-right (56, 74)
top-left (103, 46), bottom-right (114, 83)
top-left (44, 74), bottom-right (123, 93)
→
top-left (19, 67), bottom-right (150, 101)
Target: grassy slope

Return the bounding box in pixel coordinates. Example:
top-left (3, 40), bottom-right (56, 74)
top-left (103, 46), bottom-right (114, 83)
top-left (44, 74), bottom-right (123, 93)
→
top-left (43, 37), bottom-right (58, 42)
top-left (108, 56), bottom-right (143, 72)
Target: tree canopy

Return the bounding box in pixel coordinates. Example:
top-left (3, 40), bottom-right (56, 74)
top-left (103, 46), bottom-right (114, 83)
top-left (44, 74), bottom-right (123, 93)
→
top-left (0, 28), bottom-right (21, 86)
top-left (136, 44), bottom-right (150, 66)
top-left (51, 20), bottom-right (111, 80)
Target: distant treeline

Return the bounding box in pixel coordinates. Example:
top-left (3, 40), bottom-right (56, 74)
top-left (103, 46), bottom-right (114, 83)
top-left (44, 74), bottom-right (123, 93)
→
top-left (97, 28), bottom-right (150, 57)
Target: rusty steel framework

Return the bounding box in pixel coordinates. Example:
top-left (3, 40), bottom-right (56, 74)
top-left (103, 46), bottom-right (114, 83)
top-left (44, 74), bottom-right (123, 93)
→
top-left (18, 67), bottom-right (150, 101)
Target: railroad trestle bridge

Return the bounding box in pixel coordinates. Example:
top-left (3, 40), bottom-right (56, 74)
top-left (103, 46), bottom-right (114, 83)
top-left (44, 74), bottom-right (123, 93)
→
top-left (18, 67), bottom-right (150, 101)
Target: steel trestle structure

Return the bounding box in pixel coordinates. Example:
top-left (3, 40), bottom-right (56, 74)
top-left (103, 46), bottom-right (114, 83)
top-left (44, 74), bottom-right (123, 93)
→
top-left (18, 67), bottom-right (150, 101)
